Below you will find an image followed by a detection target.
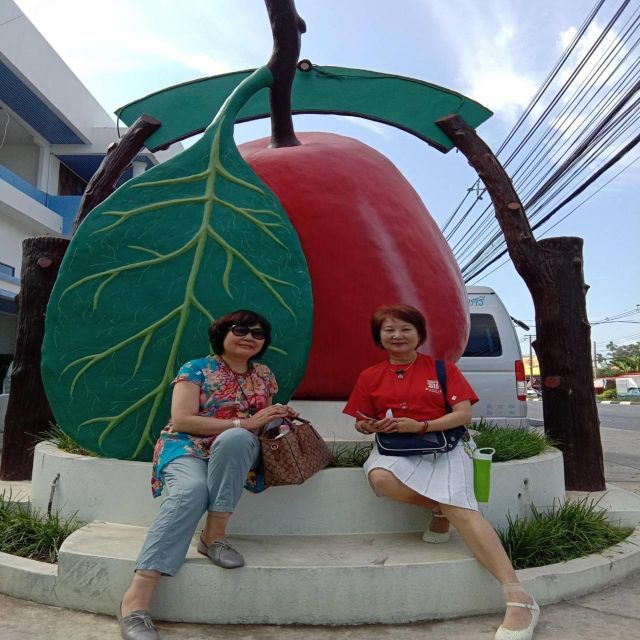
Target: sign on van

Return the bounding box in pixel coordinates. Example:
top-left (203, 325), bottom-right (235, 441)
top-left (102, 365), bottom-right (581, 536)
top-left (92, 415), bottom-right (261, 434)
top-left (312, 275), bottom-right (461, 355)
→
top-left (468, 295), bottom-right (486, 307)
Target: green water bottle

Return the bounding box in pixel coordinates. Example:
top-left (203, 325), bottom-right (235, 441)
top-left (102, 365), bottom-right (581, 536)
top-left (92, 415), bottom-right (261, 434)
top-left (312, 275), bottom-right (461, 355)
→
top-left (473, 447), bottom-right (495, 503)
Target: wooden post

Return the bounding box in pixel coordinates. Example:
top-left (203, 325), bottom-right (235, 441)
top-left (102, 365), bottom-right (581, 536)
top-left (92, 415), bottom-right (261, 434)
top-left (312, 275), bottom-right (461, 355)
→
top-left (0, 238), bottom-right (69, 480)
top-left (437, 113), bottom-right (605, 491)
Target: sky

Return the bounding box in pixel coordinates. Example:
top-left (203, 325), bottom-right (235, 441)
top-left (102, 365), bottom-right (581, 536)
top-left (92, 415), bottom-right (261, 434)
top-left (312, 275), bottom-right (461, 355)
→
top-left (13, 0), bottom-right (640, 360)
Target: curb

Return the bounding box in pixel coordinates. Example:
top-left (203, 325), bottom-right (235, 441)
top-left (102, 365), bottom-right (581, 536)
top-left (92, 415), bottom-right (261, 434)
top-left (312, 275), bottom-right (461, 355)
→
top-left (1, 527), bottom-right (640, 624)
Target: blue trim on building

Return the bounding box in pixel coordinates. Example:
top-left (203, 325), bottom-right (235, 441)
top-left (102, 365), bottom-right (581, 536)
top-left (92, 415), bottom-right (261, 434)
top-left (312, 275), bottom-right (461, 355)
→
top-left (57, 154), bottom-right (122, 183)
top-left (0, 273), bottom-right (20, 286)
top-left (0, 288), bottom-right (18, 314)
top-left (57, 153), bottom-right (154, 183)
top-left (47, 195), bottom-right (80, 234)
top-left (1, 163), bottom-right (77, 230)
top-left (0, 163), bottom-right (46, 204)
top-left (0, 61), bottom-right (85, 144)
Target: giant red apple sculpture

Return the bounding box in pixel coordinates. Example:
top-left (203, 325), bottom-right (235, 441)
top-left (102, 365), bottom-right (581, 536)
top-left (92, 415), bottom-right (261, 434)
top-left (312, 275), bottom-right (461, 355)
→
top-left (241, 132), bottom-right (469, 398)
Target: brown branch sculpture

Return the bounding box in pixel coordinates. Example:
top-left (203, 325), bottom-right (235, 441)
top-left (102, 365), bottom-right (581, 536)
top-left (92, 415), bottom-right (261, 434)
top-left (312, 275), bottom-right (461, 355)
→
top-left (437, 114), bottom-right (605, 491)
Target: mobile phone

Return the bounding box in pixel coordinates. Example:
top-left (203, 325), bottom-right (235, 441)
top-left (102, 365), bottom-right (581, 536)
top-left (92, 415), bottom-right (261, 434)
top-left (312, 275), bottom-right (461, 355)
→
top-left (356, 411), bottom-right (376, 422)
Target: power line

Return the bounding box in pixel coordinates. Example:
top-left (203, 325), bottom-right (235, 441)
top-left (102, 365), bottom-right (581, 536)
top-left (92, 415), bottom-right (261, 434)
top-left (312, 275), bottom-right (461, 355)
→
top-left (443, 0), bottom-right (640, 281)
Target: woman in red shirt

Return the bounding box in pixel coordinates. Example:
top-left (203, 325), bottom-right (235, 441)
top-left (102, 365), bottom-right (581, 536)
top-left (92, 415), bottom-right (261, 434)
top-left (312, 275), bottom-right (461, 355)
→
top-left (344, 304), bottom-right (539, 640)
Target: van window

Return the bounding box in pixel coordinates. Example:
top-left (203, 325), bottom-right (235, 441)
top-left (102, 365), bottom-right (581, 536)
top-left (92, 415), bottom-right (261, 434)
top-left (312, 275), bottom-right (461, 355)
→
top-left (463, 314), bottom-right (503, 357)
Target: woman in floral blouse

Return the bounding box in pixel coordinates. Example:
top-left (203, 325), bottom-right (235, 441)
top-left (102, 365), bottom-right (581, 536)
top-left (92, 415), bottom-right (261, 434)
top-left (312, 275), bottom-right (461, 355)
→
top-left (118, 309), bottom-right (295, 640)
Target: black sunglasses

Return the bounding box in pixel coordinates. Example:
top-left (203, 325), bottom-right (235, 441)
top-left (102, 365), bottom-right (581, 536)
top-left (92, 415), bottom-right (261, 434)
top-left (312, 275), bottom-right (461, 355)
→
top-left (230, 324), bottom-right (266, 340)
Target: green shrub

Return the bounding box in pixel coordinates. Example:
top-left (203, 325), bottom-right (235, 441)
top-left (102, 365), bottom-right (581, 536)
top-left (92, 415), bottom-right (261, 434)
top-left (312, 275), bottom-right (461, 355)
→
top-left (42, 423), bottom-right (96, 457)
top-left (472, 420), bottom-right (552, 462)
top-left (0, 492), bottom-right (83, 563)
top-left (600, 389), bottom-right (617, 400)
top-left (328, 443), bottom-right (373, 467)
top-left (498, 498), bottom-right (633, 570)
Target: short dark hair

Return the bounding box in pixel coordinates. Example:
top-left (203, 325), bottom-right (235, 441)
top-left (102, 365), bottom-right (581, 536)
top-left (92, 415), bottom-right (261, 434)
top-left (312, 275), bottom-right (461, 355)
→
top-left (208, 309), bottom-right (272, 359)
top-left (371, 304), bottom-right (427, 347)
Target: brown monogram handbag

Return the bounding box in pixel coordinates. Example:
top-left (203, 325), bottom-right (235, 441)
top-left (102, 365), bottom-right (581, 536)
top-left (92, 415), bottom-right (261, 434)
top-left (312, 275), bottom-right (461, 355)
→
top-left (259, 417), bottom-right (333, 487)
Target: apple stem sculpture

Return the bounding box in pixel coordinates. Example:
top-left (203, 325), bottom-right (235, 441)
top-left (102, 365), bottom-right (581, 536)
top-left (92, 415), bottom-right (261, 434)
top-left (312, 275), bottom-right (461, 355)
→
top-left (437, 114), bottom-right (605, 492)
top-left (265, 0), bottom-right (306, 148)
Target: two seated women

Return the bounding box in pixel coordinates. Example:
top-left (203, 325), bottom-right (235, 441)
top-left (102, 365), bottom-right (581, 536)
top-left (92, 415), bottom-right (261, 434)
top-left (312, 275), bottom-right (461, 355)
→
top-left (117, 305), bottom-right (539, 640)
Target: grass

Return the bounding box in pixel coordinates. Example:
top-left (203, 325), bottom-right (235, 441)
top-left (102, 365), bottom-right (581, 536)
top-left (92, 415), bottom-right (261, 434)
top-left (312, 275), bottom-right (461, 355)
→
top-left (498, 498), bottom-right (633, 570)
top-left (0, 492), bottom-right (84, 563)
top-left (472, 420), bottom-right (553, 462)
top-left (328, 443), bottom-right (373, 468)
top-left (40, 423), bottom-right (97, 457)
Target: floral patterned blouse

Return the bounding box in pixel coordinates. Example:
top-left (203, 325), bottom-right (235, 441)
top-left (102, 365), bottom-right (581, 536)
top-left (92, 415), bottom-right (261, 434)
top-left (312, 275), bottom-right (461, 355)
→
top-left (150, 355), bottom-right (278, 497)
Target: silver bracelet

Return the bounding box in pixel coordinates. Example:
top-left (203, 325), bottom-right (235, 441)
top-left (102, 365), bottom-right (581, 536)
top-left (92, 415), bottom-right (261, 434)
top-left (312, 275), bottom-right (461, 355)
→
top-left (232, 418), bottom-right (241, 429)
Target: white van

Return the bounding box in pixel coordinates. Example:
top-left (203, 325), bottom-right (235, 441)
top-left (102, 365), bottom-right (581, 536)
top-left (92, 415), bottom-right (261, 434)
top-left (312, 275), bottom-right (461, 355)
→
top-left (458, 286), bottom-right (528, 427)
top-left (615, 376), bottom-right (640, 398)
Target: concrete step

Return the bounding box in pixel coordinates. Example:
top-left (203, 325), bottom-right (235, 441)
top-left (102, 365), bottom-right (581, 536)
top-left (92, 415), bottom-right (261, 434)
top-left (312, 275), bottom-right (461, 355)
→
top-left (1, 520), bottom-right (637, 625)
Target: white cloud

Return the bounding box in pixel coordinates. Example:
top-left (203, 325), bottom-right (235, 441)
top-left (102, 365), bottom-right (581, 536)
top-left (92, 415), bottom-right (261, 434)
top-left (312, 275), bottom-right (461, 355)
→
top-left (555, 22), bottom-right (626, 89)
top-left (559, 26), bottom-right (577, 50)
top-left (422, 1), bottom-right (540, 123)
top-left (467, 70), bottom-right (538, 121)
top-left (343, 116), bottom-right (393, 140)
top-left (15, 0), bottom-right (238, 77)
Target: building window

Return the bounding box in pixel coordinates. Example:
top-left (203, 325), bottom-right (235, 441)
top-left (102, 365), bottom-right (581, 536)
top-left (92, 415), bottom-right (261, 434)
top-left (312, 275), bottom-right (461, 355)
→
top-left (0, 262), bottom-right (16, 278)
top-left (463, 314), bottom-right (503, 358)
top-left (58, 162), bottom-right (87, 196)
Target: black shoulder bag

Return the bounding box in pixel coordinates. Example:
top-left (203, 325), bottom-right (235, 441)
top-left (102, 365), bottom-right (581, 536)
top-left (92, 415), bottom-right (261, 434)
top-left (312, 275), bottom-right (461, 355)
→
top-left (375, 359), bottom-right (468, 456)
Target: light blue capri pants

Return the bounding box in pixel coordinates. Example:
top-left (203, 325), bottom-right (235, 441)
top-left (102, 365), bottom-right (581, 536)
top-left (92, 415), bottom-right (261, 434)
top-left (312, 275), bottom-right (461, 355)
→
top-left (136, 428), bottom-right (260, 576)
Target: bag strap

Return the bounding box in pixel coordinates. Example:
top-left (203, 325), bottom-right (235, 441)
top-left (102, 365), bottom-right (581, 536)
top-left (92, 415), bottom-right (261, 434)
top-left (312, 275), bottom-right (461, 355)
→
top-left (258, 415), bottom-right (310, 437)
top-left (436, 359), bottom-right (452, 414)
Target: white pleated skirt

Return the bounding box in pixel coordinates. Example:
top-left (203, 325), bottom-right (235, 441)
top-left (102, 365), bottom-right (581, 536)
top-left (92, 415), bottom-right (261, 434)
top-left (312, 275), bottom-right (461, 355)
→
top-left (364, 440), bottom-right (478, 511)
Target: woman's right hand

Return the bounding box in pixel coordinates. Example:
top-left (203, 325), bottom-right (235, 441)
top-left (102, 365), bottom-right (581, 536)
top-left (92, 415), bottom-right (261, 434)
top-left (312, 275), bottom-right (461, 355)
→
top-left (244, 403), bottom-right (290, 430)
top-left (355, 419), bottom-right (374, 434)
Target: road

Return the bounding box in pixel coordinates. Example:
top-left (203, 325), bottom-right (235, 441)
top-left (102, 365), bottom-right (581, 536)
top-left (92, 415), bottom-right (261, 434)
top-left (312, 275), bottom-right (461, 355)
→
top-left (527, 400), bottom-right (640, 431)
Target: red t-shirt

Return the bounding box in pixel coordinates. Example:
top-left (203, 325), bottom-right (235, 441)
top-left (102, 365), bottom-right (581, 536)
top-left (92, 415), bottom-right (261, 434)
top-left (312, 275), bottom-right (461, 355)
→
top-left (343, 354), bottom-right (479, 421)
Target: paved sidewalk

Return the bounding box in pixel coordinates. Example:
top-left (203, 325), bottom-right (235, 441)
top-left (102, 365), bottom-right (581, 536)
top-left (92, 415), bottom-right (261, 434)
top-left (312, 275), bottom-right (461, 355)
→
top-left (1, 426), bottom-right (639, 639)
top-left (2, 574), bottom-right (639, 639)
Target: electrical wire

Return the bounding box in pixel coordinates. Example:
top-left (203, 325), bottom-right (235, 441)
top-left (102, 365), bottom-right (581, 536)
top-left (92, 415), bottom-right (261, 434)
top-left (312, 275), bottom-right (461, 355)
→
top-left (444, 0), bottom-right (640, 281)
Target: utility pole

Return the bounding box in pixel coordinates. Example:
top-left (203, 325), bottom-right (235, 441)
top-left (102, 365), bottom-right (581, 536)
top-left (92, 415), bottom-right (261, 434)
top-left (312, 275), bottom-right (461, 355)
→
top-left (593, 340), bottom-right (598, 378)
top-left (525, 334), bottom-right (535, 383)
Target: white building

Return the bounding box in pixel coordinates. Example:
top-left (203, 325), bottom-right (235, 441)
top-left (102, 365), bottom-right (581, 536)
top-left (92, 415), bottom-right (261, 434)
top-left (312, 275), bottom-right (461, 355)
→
top-left (0, 0), bottom-right (177, 385)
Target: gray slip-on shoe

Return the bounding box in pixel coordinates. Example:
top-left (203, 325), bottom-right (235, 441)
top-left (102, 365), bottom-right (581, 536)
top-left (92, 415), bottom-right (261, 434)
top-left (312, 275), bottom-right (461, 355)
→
top-left (117, 604), bottom-right (159, 640)
top-left (198, 535), bottom-right (245, 568)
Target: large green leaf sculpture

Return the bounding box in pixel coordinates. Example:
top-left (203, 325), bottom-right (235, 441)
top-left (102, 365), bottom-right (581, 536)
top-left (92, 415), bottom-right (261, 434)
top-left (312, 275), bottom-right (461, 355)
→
top-left (42, 67), bottom-right (313, 461)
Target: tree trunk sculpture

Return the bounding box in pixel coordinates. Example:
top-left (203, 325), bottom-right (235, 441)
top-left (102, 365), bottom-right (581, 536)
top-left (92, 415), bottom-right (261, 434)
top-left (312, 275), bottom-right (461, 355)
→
top-left (437, 114), bottom-right (604, 491)
top-left (0, 238), bottom-right (69, 480)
